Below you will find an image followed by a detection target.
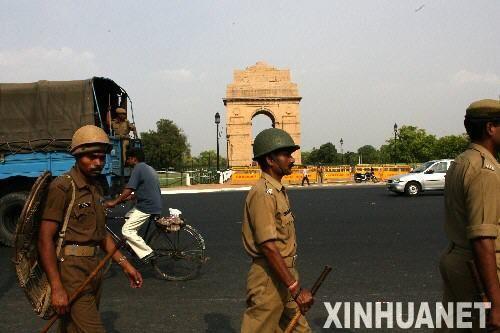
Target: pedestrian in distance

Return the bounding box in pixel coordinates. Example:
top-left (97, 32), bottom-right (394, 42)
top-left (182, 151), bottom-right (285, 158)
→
top-left (301, 167), bottom-right (310, 186)
top-left (241, 128), bottom-right (314, 333)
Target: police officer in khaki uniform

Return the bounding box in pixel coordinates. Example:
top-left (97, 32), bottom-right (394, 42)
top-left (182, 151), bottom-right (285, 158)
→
top-left (241, 128), bottom-right (314, 333)
top-left (436, 99), bottom-right (500, 332)
top-left (112, 107), bottom-right (137, 161)
top-left (38, 125), bottom-right (143, 333)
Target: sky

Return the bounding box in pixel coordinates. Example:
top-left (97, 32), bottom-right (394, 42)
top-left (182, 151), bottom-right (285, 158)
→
top-left (1, 1), bottom-right (499, 155)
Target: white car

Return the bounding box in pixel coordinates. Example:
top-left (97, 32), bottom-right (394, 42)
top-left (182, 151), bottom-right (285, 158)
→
top-left (387, 159), bottom-right (454, 196)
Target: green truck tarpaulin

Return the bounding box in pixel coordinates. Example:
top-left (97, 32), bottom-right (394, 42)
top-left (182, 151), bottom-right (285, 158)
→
top-left (0, 78), bottom-right (124, 154)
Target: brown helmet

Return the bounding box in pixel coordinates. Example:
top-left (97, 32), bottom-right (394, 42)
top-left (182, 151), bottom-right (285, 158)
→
top-left (70, 125), bottom-right (111, 156)
top-left (116, 107), bottom-right (127, 115)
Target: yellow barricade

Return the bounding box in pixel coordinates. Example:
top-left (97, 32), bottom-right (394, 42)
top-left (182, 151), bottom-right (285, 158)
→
top-left (230, 168), bottom-right (261, 185)
top-left (354, 164), bottom-right (411, 181)
top-left (282, 166), bottom-right (317, 185)
top-left (380, 165), bottom-right (411, 180)
top-left (322, 165), bottom-right (352, 183)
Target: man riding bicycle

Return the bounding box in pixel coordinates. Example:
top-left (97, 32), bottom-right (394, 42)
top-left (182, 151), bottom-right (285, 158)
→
top-left (104, 148), bottom-right (162, 264)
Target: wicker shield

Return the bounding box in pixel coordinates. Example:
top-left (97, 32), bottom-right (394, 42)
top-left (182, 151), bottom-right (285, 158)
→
top-left (14, 171), bottom-right (55, 319)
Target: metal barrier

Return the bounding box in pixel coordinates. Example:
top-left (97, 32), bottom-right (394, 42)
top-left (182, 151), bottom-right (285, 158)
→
top-left (230, 167), bottom-right (261, 185)
top-left (282, 166), bottom-right (317, 185)
top-left (228, 164), bottom-right (412, 185)
top-left (321, 165), bottom-right (352, 183)
top-left (354, 164), bottom-right (411, 181)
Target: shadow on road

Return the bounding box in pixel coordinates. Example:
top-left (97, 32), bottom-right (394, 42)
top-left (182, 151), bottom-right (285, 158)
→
top-left (204, 313), bottom-right (236, 333)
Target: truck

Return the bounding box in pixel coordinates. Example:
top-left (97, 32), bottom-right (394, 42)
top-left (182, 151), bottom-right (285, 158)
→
top-left (0, 77), bottom-right (138, 246)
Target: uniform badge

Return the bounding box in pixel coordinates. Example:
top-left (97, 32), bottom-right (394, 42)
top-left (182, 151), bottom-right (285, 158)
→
top-left (78, 202), bottom-right (91, 209)
top-left (484, 162), bottom-right (495, 171)
top-left (266, 188), bottom-right (273, 195)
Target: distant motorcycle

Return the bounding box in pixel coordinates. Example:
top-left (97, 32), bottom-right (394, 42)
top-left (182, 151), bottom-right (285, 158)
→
top-left (354, 172), bottom-right (379, 183)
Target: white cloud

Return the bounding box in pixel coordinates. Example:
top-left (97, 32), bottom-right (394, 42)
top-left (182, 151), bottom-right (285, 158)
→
top-left (451, 69), bottom-right (500, 85)
top-left (0, 47), bottom-right (99, 82)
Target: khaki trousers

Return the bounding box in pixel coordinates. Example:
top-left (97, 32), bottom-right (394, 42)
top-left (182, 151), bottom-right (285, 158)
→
top-left (435, 244), bottom-right (500, 333)
top-left (241, 260), bottom-right (312, 333)
top-left (122, 207), bottom-right (153, 259)
top-left (58, 255), bottom-right (105, 333)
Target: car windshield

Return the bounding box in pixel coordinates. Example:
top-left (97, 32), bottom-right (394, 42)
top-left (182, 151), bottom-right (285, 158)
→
top-left (410, 161), bottom-right (435, 173)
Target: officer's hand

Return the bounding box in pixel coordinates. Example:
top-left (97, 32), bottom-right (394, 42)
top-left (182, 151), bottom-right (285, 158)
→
top-left (51, 285), bottom-right (70, 315)
top-left (103, 200), bottom-right (116, 209)
top-left (488, 304), bottom-right (500, 331)
top-left (294, 288), bottom-right (314, 314)
top-left (123, 265), bottom-right (143, 289)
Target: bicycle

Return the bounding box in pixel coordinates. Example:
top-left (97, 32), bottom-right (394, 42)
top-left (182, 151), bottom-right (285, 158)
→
top-left (105, 212), bottom-right (206, 281)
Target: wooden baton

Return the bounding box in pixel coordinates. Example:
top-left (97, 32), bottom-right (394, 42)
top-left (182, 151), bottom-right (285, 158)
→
top-left (284, 265), bottom-right (332, 333)
top-left (40, 239), bottom-right (125, 333)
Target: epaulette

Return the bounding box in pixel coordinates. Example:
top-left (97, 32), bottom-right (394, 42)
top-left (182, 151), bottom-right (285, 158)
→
top-left (482, 156), bottom-right (496, 171)
top-left (51, 174), bottom-right (73, 192)
top-left (263, 180), bottom-right (274, 195)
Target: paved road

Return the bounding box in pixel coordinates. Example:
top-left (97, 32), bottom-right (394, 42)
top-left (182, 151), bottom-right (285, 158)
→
top-left (0, 186), bottom-right (447, 332)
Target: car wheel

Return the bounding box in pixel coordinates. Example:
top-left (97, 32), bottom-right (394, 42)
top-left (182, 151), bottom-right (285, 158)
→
top-left (404, 182), bottom-right (421, 196)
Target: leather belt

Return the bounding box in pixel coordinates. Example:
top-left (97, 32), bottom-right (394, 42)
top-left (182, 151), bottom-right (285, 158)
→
top-left (62, 244), bottom-right (98, 257)
top-left (253, 255), bottom-right (297, 268)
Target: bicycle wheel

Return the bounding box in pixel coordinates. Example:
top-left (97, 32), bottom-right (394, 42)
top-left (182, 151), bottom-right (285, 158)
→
top-left (149, 224), bottom-right (206, 281)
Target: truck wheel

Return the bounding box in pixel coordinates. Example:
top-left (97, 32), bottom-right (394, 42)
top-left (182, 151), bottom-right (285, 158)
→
top-left (0, 192), bottom-right (28, 246)
top-left (404, 182), bottom-right (421, 196)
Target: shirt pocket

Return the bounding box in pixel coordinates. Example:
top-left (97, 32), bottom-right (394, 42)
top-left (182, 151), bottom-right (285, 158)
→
top-left (74, 204), bottom-right (96, 231)
top-left (276, 207), bottom-right (294, 239)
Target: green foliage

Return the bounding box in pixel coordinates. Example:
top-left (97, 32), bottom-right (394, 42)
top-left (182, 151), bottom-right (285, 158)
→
top-left (357, 145), bottom-right (379, 164)
top-left (188, 150), bottom-right (227, 169)
top-left (301, 151), bottom-right (311, 164)
top-left (140, 119), bottom-right (191, 170)
top-left (301, 126), bottom-right (469, 165)
top-left (432, 134), bottom-right (469, 159)
top-left (308, 142), bottom-right (339, 164)
top-left (343, 151), bottom-right (359, 166)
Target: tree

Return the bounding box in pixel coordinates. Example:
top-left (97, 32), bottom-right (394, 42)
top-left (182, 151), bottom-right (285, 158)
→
top-left (432, 134), bottom-right (469, 159)
top-left (140, 119), bottom-right (190, 170)
top-left (381, 126), bottom-right (436, 163)
top-left (301, 151), bottom-right (311, 165)
top-left (308, 142), bottom-right (339, 164)
top-left (191, 150), bottom-right (227, 169)
top-left (357, 145), bottom-right (379, 164)
top-left (343, 151), bottom-right (359, 166)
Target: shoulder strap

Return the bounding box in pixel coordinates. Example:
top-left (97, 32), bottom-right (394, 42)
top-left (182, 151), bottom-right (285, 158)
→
top-left (55, 175), bottom-right (76, 259)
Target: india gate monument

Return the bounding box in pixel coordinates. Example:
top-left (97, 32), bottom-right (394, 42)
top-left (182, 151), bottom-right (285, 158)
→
top-left (223, 61), bottom-right (302, 166)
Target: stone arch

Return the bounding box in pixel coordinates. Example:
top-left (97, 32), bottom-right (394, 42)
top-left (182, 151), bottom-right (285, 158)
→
top-left (223, 62), bottom-right (302, 167)
top-left (252, 108), bottom-right (276, 126)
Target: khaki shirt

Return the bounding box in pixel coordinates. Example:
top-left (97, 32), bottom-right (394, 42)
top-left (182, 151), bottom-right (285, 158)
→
top-left (444, 143), bottom-right (500, 250)
top-left (41, 166), bottom-right (107, 244)
top-left (111, 119), bottom-right (135, 137)
top-left (242, 172), bottom-right (297, 258)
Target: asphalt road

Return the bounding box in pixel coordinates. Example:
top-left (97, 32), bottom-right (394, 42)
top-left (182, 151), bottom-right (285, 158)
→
top-left (0, 186), bottom-right (448, 332)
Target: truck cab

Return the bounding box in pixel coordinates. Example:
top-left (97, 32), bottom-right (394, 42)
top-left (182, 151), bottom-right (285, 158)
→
top-left (0, 77), bottom-right (138, 246)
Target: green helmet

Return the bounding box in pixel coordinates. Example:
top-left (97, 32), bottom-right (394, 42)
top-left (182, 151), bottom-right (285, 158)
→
top-left (253, 128), bottom-right (300, 160)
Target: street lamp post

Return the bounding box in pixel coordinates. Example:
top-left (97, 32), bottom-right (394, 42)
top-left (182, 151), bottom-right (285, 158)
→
top-left (393, 123), bottom-right (398, 164)
top-left (226, 134), bottom-right (230, 169)
top-left (340, 138), bottom-right (344, 164)
top-left (215, 112), bottom-right (221, 171)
